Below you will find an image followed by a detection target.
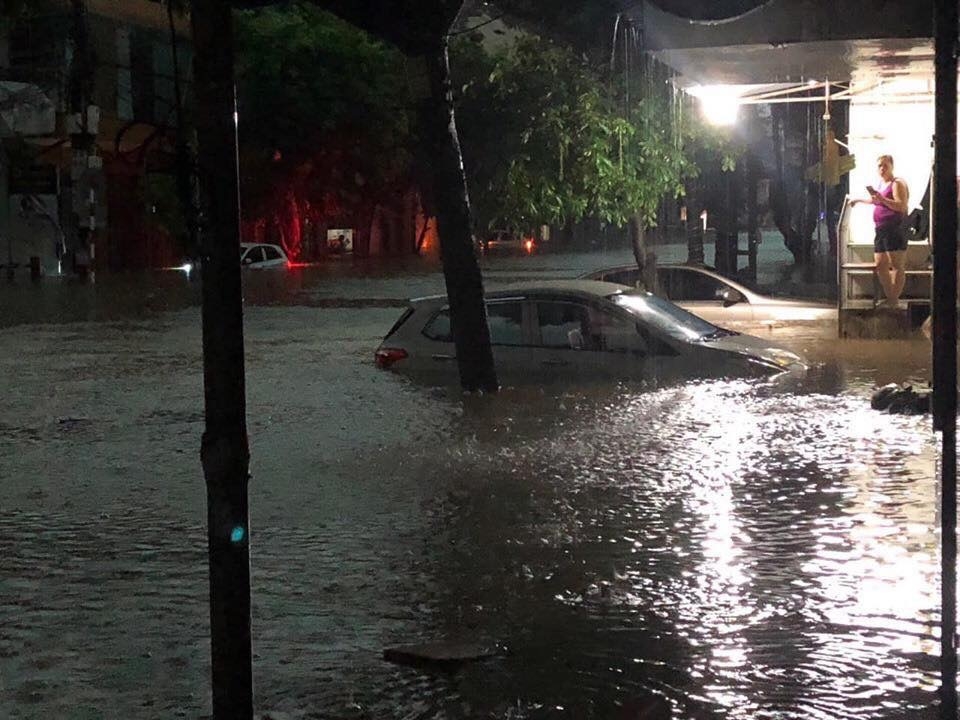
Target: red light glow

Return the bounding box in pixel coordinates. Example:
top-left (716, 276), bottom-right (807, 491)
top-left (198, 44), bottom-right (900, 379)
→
top-left (524, 238), bottom-right (535, 254)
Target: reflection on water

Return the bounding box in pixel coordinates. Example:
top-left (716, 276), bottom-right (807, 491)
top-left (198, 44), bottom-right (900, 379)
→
top-left (415, 381), bottom-right (939, 719)
top-left (0, 262), bottom-right (944, 719)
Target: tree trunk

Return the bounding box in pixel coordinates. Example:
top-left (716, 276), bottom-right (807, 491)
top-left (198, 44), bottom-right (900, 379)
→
top-left (715, 168), bottom-right (739, 276)
top-left (629, 214), bottom-right (657, 293)
top-left (746, 149), bottom-right (760, 284)
top-left (423, 40), bottom-right (498, 392)
top-left (415, 218), bottom-right (430, 255)
top-left (771, 104), bottom-right (803, 263)
top-left (190, 2), bottom-right (253, 718)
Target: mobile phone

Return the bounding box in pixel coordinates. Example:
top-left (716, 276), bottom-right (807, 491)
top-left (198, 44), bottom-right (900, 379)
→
top-left (866, 185), bottom-right (877, 195)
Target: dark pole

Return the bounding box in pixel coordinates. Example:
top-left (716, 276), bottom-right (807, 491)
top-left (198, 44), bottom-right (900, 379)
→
top-left (934, 2), bottom-right (958, 719)
top-left (190, 2), bottom-right (253, 718)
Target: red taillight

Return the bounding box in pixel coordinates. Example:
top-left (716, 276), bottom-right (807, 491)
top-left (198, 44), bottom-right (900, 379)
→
top-left (524, 239), bottom-right (535, 254)
top-left (375, 347), bottom-right (408, 368)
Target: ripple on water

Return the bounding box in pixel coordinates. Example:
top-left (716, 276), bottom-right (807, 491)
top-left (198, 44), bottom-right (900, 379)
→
top-left (0, 370), bottom-right (943, 719)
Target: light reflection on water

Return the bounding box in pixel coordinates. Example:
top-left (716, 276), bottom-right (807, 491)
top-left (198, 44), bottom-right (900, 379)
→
top-left (0, 265), bottom-right (945, 719)
top-left (410, 379), bottom-right (940, 719)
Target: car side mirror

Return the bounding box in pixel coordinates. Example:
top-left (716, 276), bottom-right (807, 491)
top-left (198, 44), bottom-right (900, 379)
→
top-left (243, 256), bottom-right (253, 264)
top-left (567, 328), bottom-right (584, 350)
top-left (721, 288), bottom-right (745, 307)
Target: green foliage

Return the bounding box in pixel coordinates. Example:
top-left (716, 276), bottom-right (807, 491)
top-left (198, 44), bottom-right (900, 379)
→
top-left (452, 34), bottom-right (694, 233)
top-left (234, 2), bottom-right (415, 214)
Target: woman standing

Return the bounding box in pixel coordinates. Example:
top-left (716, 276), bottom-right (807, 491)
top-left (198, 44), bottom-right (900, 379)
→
top-left (852, 154), bottom-right (910, 307)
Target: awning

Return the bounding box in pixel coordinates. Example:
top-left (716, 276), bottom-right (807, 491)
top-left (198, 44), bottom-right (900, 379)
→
top-left (628, 0), bottom-right (935, 96)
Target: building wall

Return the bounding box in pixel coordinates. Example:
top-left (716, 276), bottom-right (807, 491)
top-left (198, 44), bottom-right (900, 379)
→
top-left (2, 0), bottom-right (191, 273)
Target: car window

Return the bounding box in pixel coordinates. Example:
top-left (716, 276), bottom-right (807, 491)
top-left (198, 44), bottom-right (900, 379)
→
top-left (664, 268), bottom-right (729, 301)
top-left (486, 301), bottom-right (524, 346)
top-left (613, 292), bottom-right (720, 342)
top-left (422, 309), bottom-right (452, 342)
top-left (422, 302), bottom-right (525, 345)
top-left (600, 268), bottom-right (640, 286)
top-left (535, 301), bottom-right (594, 349)
top-left (587, 307), bottom-right (647, 353)
top-left (243, 247), bottom-right (265, 264)
top-left (262, 246), bottom-right (283, 260)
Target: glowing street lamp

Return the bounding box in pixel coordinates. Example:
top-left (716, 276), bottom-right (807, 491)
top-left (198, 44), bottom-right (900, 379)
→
top-left (688, 85), bottom-right (741, 126)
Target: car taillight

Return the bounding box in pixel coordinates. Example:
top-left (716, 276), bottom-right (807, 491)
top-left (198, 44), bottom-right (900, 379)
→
top-left (375, 347), bottom-right (408, 368)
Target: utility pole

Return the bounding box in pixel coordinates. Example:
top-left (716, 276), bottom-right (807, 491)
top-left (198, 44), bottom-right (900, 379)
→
top-left (68, 0), bottom-right (98, 276)
top-left (190, 1), bottom-right (253, 718)
top-left (933, 1), bottom-right (958, 719)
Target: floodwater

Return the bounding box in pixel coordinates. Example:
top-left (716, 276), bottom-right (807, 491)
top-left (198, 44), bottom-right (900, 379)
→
top-left (0, 251), bottom-right (944, 720)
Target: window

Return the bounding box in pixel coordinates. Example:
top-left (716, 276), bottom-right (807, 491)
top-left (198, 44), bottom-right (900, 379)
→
top-left (661, 269), bottom-right (728, 302)
top-left (486, 302), bottom-right (523, 346)
top-left (588, 307), bottom-right (645, 353)
top-left (423, 310), bottom-right (452, 342)
top-left (116, 28), bottom-right (133, 120)
top-left (130, 30), bottom-right (155, 123)
top-left (535, 301), bottom-right (592, 349)
top-left (242, 247), bottom-right (265, 264)
top-left (262, 246), bottom-right (283, 261)
top-left (600, 268), bottom-right (640, 286)
top-left (423, 302), bottom-right (524, 345)
top-left (614, 293), bottom-right (718, 342)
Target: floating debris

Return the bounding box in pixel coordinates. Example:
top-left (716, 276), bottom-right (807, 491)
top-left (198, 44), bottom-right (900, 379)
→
top-left (383, 640), bottom-right (502, 670)
top-left (870, 383), bottom-right (931, 415)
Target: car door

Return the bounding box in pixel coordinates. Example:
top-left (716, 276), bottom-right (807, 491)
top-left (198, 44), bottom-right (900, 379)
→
top-left (241, 246), bottom-right (266, 267)
top-left (659, 267), bottom-right (754, 323)
top-left (529, 297), bottom-right (648, 382)
top-left (261, 245), bottom-right (287, 268)
top-left (415, 299), bottom-right (530, 383)
top-left (485, 298), bottom-right (534, 383)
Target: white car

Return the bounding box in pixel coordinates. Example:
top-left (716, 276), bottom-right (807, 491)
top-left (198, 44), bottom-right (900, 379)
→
top-left (579, 264), bottom-right (835, 325)
top-left (375, 280), bottom-right (806, 385)
top-left (240, 242), bottom-right (289, 269)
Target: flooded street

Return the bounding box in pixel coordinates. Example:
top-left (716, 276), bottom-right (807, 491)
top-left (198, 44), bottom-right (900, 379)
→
top-left (0, 250), bottom-right (943, 719)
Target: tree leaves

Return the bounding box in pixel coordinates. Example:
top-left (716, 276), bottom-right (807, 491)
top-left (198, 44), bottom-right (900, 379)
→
top-left (451, 33), bottom-right (694, 233)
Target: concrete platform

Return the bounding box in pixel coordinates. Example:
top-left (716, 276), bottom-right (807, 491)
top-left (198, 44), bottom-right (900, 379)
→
top-left (839, 304), bottom-right (930, 339)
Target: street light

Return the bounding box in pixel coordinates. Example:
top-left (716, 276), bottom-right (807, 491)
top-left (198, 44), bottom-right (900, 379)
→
top-left (688, 84), bottom-right (740, 126)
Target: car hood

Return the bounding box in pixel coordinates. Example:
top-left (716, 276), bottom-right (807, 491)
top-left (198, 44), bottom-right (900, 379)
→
top-left (703, 332), bottom-right (807, 370)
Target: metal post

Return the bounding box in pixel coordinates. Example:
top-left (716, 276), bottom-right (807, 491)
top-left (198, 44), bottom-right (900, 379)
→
top-left (934, 2), bottom-right (959, 719)
top-left (190, 1), bottom-right (253, 717)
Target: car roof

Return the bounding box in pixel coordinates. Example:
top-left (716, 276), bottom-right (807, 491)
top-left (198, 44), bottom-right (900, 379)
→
top-left (410, 279), bottom-right (633, 306)
top-left (581, 263), bottom-right (757, 297)
top-left (240, 242), bottom-right (286, 252)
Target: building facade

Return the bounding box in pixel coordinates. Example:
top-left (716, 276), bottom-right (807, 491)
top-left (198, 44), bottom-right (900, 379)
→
top-left (1, 0), bottom-right (191, 277)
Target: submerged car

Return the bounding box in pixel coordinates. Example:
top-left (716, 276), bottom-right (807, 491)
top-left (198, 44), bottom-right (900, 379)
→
top-left (240, 242), bottom-right (289, 269)
top-left (478, 231), bottom-right (537, 256)
top-left (375, 280), bottom-right (806, 385)
top-left (579, 264), bottom-right (835, 325)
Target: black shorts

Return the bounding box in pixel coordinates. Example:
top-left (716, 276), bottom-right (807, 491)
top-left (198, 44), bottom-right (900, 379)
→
top-left (874, 223), bottom-right (907, 253)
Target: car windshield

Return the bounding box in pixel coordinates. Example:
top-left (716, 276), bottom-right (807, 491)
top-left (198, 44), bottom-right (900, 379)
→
top-left (612, 291), bottom-right (732, 342)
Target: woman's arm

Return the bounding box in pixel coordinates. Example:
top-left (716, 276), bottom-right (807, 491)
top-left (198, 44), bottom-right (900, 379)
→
top-left (872, 179), bottom-right (909, 213)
